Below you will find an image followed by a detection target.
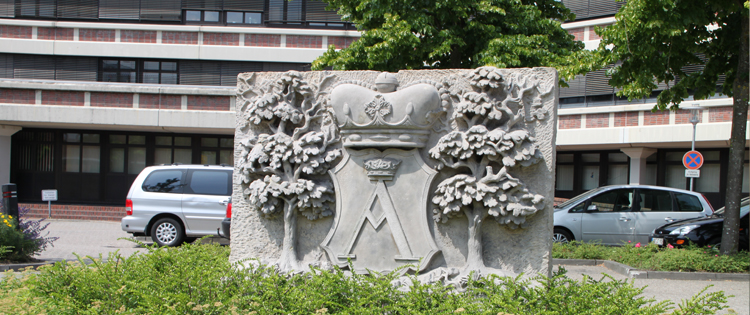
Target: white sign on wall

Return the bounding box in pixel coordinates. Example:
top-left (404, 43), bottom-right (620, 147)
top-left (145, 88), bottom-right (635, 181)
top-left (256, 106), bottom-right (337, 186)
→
top-left (685, 169), bottom-right (701, 178)
top-left (41, 189), bottom-right (58, 201)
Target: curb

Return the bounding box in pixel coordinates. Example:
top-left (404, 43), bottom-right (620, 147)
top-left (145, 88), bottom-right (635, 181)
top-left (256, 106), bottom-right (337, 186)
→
top-left (0, 261), bottom-right (55, 272)
top-left (553, 258), bottom-right (749, 281)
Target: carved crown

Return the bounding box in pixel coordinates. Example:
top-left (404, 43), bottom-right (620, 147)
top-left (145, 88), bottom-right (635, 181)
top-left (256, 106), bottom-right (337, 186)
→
top-left (330, 77), bottom-right (441, 148)
top-left (363, 158), bottom-right (401, 180)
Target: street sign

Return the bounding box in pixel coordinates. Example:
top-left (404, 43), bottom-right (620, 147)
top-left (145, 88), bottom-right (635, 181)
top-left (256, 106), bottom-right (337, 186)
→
top-left (41, 189), bottom-right (58, 201)
top-left (685, 169), bottom-right (700, 178)
top-left (683, 151), bottom-right (704, 170)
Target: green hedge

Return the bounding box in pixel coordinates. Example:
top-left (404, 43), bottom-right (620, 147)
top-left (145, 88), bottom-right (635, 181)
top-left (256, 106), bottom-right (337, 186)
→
top-left (552, 241), bottom-right (750, 273)
top-left (0, 242), bottom-right (731, 314)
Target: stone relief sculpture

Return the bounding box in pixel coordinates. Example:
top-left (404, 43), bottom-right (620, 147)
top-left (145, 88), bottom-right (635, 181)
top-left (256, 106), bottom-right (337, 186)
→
top-left (237, 71), bottom-right (341, 271)
top-left (429, 67), bottom-right (550, 277)
top-left (231, 68), bottom-right (557, 279)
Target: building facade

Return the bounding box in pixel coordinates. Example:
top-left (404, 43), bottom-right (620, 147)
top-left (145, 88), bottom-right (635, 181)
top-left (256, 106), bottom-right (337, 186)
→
top-left (0, 0), bottom-right (747, 219)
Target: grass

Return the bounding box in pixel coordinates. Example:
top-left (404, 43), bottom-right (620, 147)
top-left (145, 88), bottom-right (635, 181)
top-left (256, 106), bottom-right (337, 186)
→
top-left (552, 241), bottom-right (750, 273)
top-left (0, 241), bottom-right (735, 314)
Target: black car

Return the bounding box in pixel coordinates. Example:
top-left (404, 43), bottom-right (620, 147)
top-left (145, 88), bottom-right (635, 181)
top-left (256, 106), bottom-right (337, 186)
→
top-left (650, 197), bottom-right (749, 250)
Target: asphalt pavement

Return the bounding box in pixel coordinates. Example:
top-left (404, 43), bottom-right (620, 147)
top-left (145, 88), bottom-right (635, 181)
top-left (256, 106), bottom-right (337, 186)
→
top-left (10, 220), bottom-right (750, 314)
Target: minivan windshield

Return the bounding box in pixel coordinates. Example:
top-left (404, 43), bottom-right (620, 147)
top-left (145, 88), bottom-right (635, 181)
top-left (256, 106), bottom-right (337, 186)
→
top-left (713, 198), bottom-right (750, 217)
top-left (555, 187), bottom-right (607, 209)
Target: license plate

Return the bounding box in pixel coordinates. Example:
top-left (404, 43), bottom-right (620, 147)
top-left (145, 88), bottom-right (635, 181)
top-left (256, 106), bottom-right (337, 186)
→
top-left (652, 238), bottom-right (663, 245)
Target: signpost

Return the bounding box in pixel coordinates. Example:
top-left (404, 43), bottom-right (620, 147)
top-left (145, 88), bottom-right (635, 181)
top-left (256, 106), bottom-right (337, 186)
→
top-left (682, 105), bottom-right (702, 191)
top-left (41, 189), bottom-right (57, 218)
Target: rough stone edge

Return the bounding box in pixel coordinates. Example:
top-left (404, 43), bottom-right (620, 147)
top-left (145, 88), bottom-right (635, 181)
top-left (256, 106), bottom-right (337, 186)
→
top-left (553, 258), bottom-right (749, 281)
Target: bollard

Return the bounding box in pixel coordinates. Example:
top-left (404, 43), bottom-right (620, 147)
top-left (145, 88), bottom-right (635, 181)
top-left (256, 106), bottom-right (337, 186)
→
top-left (2, 183), bottom-right (19, 229)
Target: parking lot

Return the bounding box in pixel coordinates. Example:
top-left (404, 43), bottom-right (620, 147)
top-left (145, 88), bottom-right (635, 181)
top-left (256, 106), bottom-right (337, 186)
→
top-left (31, 219), bottom-right (749, 314)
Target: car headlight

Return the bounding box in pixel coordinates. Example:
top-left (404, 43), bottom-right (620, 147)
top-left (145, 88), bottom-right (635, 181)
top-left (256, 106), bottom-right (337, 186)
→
top-left (669, 225), bottom-right (699, 236)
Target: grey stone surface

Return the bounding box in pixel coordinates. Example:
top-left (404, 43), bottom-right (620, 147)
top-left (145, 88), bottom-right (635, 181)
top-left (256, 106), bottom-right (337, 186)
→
top-left (230, 67), bottom-right (558, 280)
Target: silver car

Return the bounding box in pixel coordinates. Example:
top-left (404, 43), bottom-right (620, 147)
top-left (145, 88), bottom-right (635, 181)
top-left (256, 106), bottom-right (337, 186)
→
top-left (121, 164), bottom-right (232, 246)
top-left (553, 185), bottom-right (714, 245)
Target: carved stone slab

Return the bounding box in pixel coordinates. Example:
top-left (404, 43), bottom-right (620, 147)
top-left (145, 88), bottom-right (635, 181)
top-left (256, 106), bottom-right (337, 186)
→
top-left (322, 149), bottom-right (439, 274)
top-left (230, 68), bottom-right (558, 281)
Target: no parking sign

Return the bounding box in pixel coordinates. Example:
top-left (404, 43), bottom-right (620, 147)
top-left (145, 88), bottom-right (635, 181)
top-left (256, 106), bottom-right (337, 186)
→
top-left (683, 151), bottom-right (704, 170)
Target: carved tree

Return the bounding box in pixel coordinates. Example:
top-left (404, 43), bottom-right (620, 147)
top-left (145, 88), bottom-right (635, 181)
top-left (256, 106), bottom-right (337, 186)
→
top-left (430, 67), bottom-right (547, 273)
top-left (238, 71), bottom-right (340, 271)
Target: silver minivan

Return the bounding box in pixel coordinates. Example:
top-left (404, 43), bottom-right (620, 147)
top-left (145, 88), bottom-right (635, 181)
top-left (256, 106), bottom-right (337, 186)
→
top-left (553, 185), bottom-right (714, 245)
top-left (121, 164), bottom-right (232, 246)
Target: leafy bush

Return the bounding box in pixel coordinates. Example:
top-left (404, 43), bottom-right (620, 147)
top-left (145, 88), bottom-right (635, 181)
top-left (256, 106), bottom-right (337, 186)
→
top-left (553, 241), bottom-right (750, 273)
top-left (0, 242), bottom-right (730, 314)
top-left (0, 207), bottom-right (58, 262)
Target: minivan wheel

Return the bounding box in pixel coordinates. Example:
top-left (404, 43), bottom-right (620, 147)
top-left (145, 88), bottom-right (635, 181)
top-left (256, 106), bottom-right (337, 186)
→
top-left (151, 218), bottom-right (185, 247)
top-left (553, 228), bottom-right (574, 244)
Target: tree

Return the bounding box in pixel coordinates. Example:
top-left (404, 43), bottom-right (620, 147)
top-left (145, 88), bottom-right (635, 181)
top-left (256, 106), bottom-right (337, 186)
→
top-left (237, 72), bottom-right (341, 270)
top-left (582, 0), bottom-right (748, 255)
top-left (311, 0), bottom-right (584, 71)
top-left (430, 67), bottom-right (547, 273)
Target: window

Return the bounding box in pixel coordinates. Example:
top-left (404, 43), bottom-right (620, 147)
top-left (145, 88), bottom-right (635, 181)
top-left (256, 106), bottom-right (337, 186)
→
top-left (199, 137), bottom-right (234, 165)
top-left (588, 189), bottom-right (634, 212)
top-left (188, 170), bottom-right (230, 195)
top-left (155, 136), bottom-right (193, 165)
top-left (101, 60), bottom-right (137, 83)
top-left (184, 10), bottom-right (220, 23)
top-left (143, 61), bottom-right (178, 84)
top-left (674, 193), bottom-right (703, 212)
top-left (142, 170), bottom-right (184, 193)
top-left (226, 11), bottom-right (262, 24)
top-left (109, 134), bottom-right (146, 175)
top-left (639, 189), bottom-right (673, 212)
top-left (100, 59), bottom-right (179, 84)
top-left (62, 132), bottom-right (100, 173)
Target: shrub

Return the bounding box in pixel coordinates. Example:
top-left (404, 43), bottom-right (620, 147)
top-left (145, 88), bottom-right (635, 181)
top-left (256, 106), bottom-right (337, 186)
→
top-left (553, 241), bottom-right (750, 273)
top-left (0, 242), bottom-right (729, 314)
top-left (0, 207), bottom-right (57, 262)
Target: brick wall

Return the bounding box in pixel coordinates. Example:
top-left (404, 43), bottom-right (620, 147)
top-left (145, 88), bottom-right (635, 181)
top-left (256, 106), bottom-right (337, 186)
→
top-left (121, 30), bottom-right (156, 43)
top-left (91, 92), bottom-right (133, 108)
top-left (139, 94), bottom-right (181, 109)
top-left (0, 89), bottom-right (36, 104)
top-left (41, 91), bottom-right (85, 106)
top-left (586, 113), bottom-right (610, 128)
top-left (286, 35), bottom-right (322, 48)
top-left (21, 203), bottom-right (125, 222)
top-left (37, 27), bottom-right (74, 40)
top-left (559, 115), bottom-right (581, 129)
top-left (245, 34), bottom-right (281, 47)
top-left (0, 25), bottom-right (32, 39)
top-left (328, 36), bottom-right (356, 49)
top-left (614, 111), bottom-right (639, 127)
top-left (567, 27), bottom-right (585, 41)
top-left (709, 106), bottom-right (733, 122)
top-left (643, 110), bottom-right (669, 125)
top-left (675, 109), bottom-right (703, 124)
top-left (203, 33), bottom-right (239, 46)
top-left (187, 96), bottom-right (230, 111)
top-left (162, 31), bottom-right (198, 45)
top-left (79, 29), bottom-right (116, 42)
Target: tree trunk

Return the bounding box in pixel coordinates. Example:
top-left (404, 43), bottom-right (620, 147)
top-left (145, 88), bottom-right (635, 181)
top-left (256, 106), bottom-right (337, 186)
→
top-left (720, 9), bottom-right (749, 255)
top-left (464, 202), bottom-right (487, 271)
top-left (277, 200), bottom-right (300, 270)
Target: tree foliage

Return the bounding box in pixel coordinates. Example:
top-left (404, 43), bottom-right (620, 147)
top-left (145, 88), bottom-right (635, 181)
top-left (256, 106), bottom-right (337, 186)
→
top-left (585, 0), bottom-right (749, 255)
top-left (312, 0), bottom-right (585, 71)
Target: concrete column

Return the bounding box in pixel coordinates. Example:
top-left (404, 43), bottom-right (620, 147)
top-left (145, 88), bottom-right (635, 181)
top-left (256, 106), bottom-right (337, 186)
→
top-left (620, 147), bottom-right (657, 185)
top-left (0, 125), bottom-right (22, 185)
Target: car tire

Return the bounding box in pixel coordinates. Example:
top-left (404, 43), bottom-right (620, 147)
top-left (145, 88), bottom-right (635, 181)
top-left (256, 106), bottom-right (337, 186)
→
top-left (553, 228), bottom-right (574, 244)
top-left (151, 218), bottom-right (185, 247)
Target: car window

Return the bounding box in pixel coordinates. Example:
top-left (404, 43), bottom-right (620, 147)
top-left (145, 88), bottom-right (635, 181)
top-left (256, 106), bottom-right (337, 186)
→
top-left (674, 193), bottom-right (703, 212)
top-left (587, 189), bottom-right (634, 212)
top-left (639, 189), bottom-right (673, 212)
top-left (569, 201), bottom-right (587, 213)
top-left (188, 170), bottom-right (230, 195)
top-left (142, 170), bottom-right (184, 193)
